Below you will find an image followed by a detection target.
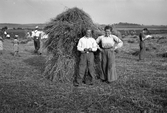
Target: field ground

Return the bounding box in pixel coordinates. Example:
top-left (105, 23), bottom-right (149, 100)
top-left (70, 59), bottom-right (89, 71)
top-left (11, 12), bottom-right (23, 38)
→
top-left (0, 35), bottom-right (167, 113)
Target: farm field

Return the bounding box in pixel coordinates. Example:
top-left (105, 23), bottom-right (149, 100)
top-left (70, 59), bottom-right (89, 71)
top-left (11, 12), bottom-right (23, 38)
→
top-left (1, 23), bottom-right (167, 39)
top-left (0, 33), bottom-right (167, 113)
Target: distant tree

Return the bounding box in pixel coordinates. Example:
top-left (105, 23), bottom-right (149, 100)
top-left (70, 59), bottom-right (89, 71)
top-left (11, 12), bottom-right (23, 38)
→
top-left (17, 27), bottom-right (22, 30)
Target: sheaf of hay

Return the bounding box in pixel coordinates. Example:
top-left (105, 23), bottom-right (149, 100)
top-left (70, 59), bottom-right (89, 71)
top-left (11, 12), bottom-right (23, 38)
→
top-left (43, 7), bottom-right (102, 83)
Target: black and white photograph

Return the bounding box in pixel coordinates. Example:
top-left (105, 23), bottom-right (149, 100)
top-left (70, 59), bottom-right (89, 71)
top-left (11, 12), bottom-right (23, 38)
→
top-left (0, 0), bottom-right (167, 112)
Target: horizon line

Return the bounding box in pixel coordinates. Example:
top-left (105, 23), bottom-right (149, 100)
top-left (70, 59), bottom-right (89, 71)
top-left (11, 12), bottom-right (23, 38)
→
top-left (0, 22), bottom-right (167, 26)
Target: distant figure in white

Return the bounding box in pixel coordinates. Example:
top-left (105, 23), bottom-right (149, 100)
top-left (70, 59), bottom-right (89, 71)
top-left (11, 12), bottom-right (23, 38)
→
top-left (26, 32), bottom-right (31, 39)
top-left (39, 31), bottom-right (48, 55)
top-left (31, 26), bottom-right (48, 55)
top-left (13, 35), bottom-right (20, 57)
top-left (31, 26), bottom-right (42, 54)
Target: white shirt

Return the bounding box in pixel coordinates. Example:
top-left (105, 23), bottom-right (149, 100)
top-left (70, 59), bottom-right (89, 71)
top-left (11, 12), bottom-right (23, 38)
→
top-left (96, 35), bottom-right (123, 49)
top-left (6, 34), bottom-right (10, 37)
top-left (77, 36), bottom-right (97, 52)
top-left (40, 31), bottom-right (48, 39)
top-left (31, 30), bottom-right (41, 38)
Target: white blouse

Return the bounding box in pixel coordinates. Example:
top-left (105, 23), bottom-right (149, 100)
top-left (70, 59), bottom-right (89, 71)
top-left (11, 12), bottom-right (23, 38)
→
top-left (96, 35), bottom-right (123, 49)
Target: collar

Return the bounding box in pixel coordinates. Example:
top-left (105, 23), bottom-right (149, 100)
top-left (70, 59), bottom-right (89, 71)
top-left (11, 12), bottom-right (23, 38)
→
top-left (84, 36), bottom-right (92, 39)
top-left (104, 34), bottom-right (112, 37)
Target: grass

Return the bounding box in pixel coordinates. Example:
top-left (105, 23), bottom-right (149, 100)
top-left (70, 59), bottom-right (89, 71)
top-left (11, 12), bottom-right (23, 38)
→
top-left (0, 34), bottom-right (167, 113)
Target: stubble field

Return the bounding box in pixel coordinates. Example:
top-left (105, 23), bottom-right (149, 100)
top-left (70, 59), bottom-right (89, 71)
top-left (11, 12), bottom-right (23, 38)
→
top-left (0, 33), bottom-right (167, 113)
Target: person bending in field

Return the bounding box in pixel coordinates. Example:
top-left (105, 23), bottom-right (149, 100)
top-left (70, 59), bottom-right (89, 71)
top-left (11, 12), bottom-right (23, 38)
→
top-left (96, 25), bottom-right (123, 83)
top-left (13, 35), bottom-right (20, 57)
top-left (138, 28), bottom-right (152, 61)
top-left (73, 28), bottom-right (97, 87)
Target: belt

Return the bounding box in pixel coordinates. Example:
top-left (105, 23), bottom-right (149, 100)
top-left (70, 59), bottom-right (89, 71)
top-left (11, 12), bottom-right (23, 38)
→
top-left (86, 51), bottom-right (92, 53)
top-left (81, 51), bottom-right (93, 54)
top-left (102, 47), bottom-right (114, 49)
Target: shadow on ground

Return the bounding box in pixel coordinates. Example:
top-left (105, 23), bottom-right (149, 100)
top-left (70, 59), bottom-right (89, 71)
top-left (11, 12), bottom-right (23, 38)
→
top-left (23, 55), bottom-right (46, 73)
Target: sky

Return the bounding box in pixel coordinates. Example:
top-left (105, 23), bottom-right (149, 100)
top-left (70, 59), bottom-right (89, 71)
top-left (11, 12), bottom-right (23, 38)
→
top-left (0, 0), bottom-right (167, 25)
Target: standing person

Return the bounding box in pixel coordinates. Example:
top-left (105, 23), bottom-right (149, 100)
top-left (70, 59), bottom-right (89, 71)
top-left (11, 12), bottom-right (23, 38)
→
top-left (31, 26), bottom-right (41, 54)
top-left (13, 35), bottom-right (20, 57)
top-left (73, 28), bottom-right (97, 86)
top-left (0, 35), bottom-right (3, 55)
top-left (138, 28), bottom-right (151, 61)
top-left (96, 25), bottom-right (123, 83)
top-left (39, 31), bottom-right (48, 55)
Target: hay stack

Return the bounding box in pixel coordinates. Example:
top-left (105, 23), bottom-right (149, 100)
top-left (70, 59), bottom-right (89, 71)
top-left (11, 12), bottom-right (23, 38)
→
top-left (43, 7), bottom-right (101, 82)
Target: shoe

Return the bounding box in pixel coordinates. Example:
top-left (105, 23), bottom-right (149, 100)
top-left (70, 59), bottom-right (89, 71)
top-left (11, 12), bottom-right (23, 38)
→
top-left (82, 80), bottom-right (86, 84)
top-left (101, 79), bottom-right (106, 82)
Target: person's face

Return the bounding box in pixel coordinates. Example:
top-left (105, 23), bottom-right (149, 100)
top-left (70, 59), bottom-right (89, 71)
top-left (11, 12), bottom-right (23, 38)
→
top-left (86, 30), bottom-right (92, 37)
top-left (143, 30), bottom-right (148, 34)
top-left (105, 29), bottom-right (111, 37)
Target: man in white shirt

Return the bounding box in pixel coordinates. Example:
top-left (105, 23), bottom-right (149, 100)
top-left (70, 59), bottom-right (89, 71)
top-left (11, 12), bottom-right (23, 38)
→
top-left (31, 26), bottom-right (42, 54)
top-left (74, 29), bottom-right (97, 86)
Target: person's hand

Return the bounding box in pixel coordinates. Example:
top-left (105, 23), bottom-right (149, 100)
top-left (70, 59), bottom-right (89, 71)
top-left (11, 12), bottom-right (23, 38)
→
top-left (84, 48), bottom-right (88, 52)
top-left (110, 46), bottom-right (117, 51)
top-left (88, 48), bottom-right (92, 52)
top-left (114, 46), bottom-right (118, 50)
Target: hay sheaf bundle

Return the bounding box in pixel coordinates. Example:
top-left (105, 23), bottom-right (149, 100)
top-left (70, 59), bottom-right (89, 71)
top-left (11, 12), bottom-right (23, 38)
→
top-left (43, 7), bottom-right (101, 82)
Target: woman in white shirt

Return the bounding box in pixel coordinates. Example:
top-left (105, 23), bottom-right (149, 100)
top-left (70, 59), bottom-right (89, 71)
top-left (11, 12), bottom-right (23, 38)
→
top-left (96, 26), bottom-right (123, 83)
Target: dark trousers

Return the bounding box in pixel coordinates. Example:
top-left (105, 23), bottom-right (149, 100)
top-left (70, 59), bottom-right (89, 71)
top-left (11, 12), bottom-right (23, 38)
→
top-left (78, 52), bottom-right (96, 82)
top-left (34, 40), bottom-right (40, 53)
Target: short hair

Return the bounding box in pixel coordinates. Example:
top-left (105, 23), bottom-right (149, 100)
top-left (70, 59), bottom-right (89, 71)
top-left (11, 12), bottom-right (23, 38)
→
top-left (104, 25), bottom-right (112, 31)
top-left (84, 28), bottom-right (94, 36)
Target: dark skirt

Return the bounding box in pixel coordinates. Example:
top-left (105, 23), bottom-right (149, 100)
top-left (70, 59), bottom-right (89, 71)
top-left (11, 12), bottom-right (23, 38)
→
top-left (139, 41), bottom-right (146, 60)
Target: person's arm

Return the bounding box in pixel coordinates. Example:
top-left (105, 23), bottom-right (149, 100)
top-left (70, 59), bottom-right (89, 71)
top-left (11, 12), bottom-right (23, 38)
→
top-left (96, 36), bottom-right (103, 51)
top-left (12, 40), bottom-right (15, 45)
top-left (31, 31), bottom-right (34, 37)
top-left (90, 38), bottom-right (97, 52)
top-left (18, 40), bottom-right (20, 45)
top-left (143, 35), bottom-right (152, 40)
top-left (113, 35), bottom-right (123, 50)
top-left (140, 33), bottom-right (149, 41)
top-left (77, 38), bottom-right (84, 52)
top-left (39, 32), bottom-right (42, 40)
